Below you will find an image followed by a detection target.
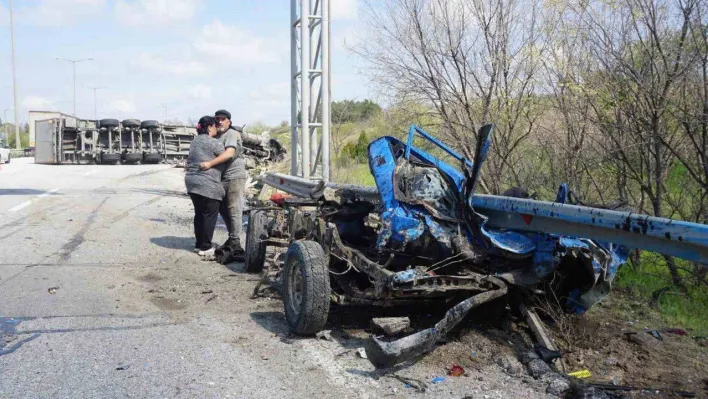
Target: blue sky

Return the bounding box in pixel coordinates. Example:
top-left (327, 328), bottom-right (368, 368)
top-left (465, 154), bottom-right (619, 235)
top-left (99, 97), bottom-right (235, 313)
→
top-left (0, 0), bottom-right (372, 125)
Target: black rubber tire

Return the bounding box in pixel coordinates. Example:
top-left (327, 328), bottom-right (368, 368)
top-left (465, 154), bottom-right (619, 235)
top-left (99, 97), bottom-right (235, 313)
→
top-left (141, 120), bottom-right (160, 129)
top-left (100, 119), bottom-right (120, 128)
top-left (283, 240), bottom-right (330, 335)
top-left (142, 153), bottom-right (162, 164)
top-left (122, 119), bottom-right (141, 128)
top-left (100, 153), bottom-right (121, 164)
top-left (123, 153), bottom-right (142, 164)
top-left (245, 210), bottom-right (268, 273)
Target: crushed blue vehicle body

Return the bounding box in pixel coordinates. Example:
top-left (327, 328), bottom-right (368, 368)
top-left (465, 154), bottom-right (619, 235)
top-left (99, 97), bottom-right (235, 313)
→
top-left (257, 123), bottom-right (708, 369)
top-left (368, 125), bottom-right (629, 314)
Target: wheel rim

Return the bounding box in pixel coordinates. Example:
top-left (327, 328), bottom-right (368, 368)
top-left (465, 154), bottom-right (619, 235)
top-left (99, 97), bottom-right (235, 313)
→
top-left (288, 261), bottom-right (304, 314)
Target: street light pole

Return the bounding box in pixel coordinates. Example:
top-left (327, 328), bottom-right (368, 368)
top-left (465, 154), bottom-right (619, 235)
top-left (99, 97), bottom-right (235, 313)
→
top-left (55, 57), bottom-right (93, 117)
top-left (9, 0), bottom-right (20, 149)
top-left (86, 86), bottom-right (106, 120)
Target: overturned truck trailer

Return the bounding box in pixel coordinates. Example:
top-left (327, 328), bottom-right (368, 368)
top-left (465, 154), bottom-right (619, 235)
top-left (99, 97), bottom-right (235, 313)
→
top-left (250, 124), bottom-right (708, 368)
top-left (35, 116), bottom-right (100, 164)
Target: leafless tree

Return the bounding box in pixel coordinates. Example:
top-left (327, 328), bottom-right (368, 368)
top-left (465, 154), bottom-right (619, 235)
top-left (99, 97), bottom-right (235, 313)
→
top-left (572, 0), bottom-right (699, 287)
top-left (356, 0), bottom-right (547, 193)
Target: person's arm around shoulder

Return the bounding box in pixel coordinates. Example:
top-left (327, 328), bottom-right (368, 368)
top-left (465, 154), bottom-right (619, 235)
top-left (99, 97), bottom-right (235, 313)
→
top-left (200, 132), bottom-right (236, 170)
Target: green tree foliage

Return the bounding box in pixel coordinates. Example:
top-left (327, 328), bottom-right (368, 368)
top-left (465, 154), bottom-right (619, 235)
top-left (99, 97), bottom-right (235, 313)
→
top-left (341, 131), bottom-right (370, 162)
top-left (4, 123), bottom-right (29, 148)
top-left (332, 99), bottom-right (381, 124)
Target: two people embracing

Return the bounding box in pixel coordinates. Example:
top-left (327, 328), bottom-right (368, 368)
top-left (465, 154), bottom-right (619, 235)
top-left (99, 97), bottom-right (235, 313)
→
top-left (184, 109), bottom-right (247, 259)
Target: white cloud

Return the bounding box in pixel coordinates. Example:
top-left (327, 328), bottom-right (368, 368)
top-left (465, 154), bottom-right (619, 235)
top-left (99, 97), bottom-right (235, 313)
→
top-left (133, 53), bottom-right (209, 76)
top-left (249, 82), bottom-right (289, 108)
top-left (115, 0), bottom-right (198, 26)
top-left (184, 84), bottom-right (212, 100)
top-left (17, 0), bottom-right (105, 27)
top-left (331, 0), bottom-right (358, 20)
top-left (193, 20), bottom-right (280, 65)
top-left (107, 100), bottom-right (136, 113)
top-left (22, 96), bottom-right (56, 110)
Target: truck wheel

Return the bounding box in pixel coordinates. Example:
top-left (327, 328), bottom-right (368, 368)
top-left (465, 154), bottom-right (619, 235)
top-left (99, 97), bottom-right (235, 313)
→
top-left (123, 153), bottom-right (142, 164)
top-left (245, 210), bottom-right (268, 273)
top-left (122, 119), bottom-right (141, 128)
top-left (101, 153), bottom-right (121, 164)
top-left (142, 153), bottom-right (162, 164)
top-left (283, 240), bottom-right (330, 335)
top-left (100, 119), bottom-right (120, 128)
top-left (140, 120), bottom-right (160, 129)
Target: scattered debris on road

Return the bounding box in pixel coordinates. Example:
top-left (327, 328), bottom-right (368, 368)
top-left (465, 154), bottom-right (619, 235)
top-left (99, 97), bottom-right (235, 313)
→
top-left (315, 330), bottom-right (332, 341)
top-left (431, 376), bottom-right (446, 384)
top-left (448, 364), bottom-right (465, 377)
top-left (371, 317), bottom-right (409, 336)
top-left (47, 287), bottom-right (59, 294)
top-left (356, 347), bottom-right (367, 359)
top-left (383, 374), bottom-right (427, 393)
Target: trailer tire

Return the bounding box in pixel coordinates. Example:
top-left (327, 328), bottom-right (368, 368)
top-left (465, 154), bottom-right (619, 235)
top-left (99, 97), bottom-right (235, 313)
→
top-left (100, 153), bottom-right (121, 164)
top-left (122, 119), bottom-right (141, 128)
top-left (140, 120), bottom-right (160, 129)
top-left (100, 119), bottom-right (120, 128)
top-left (245, 210), bottom-right (268, 273)
top-left (142, 153), bottom-right (162, 164)
top-left (123, 153), bottom-right (142, 164)
top-left (283, 240), bottom-right (330, 335)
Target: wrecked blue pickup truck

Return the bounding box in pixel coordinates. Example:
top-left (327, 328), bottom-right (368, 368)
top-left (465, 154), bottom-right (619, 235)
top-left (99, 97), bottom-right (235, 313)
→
top-left (249, 124), bottom-right (708, 368)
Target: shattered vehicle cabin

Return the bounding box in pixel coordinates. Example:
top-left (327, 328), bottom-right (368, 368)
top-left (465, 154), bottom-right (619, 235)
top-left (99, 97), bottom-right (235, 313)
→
top-left (250, 124), bottom-right (708, 368)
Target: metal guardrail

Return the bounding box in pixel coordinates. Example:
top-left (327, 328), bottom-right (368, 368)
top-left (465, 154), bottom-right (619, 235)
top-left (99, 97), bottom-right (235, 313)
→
top-left (471, 195), bottom-right (708, 265)
top-left (261, 172), bottom-right (708, 265)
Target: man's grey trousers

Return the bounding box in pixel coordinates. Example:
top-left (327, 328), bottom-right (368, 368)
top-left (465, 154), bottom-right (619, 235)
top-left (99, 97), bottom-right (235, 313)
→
top-left (219, 178), bottom-right (247, 242)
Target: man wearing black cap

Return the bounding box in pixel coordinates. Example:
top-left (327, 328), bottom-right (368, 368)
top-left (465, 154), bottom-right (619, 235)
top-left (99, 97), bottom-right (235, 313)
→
top-left (199, 109), bottom-right (246, 254)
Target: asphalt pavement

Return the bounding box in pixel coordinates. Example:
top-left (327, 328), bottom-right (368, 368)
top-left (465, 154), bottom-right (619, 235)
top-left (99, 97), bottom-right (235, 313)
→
top-left (0, 157), bottom-right (547, 399)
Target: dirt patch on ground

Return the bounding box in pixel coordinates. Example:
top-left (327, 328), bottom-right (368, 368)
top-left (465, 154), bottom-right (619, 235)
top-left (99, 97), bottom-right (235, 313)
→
top-left (150, 297), bottom-right (188, 310)
top-left (137, 272), bottom-right (164, 282)
top-left (544, 298), bottom-right (708, 398)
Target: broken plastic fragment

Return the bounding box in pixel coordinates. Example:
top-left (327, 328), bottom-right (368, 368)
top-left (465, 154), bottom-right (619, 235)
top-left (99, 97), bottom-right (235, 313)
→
top-left (568, 369), bottom-right (592, 379)
top-left (448, 365), bottom-right (465, 377)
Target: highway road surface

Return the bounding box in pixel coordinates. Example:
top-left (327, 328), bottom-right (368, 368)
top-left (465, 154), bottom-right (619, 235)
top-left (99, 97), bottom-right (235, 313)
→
top-left (0, 157), bottom-right (547, 398)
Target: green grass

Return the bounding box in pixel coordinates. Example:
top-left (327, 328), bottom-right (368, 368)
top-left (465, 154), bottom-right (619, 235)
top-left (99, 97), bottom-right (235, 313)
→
top-left (615, 253), bottom-right (708, 334)
top-left (331, 160), bottom-right (376, 186)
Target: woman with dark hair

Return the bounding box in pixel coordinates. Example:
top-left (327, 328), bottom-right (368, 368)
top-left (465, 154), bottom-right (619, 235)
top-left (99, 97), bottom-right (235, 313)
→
top-left (185, 116), bottom-right (225, 256)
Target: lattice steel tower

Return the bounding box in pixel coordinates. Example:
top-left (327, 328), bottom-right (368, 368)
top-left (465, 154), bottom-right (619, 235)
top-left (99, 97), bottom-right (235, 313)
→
top-left (290, 0), bottom-right (331, 181)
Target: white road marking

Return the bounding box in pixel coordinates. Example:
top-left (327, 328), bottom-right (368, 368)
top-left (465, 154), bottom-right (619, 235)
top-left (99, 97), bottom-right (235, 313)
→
top-left (8, 200), bottom-right (32, 212)
top-left (8, 188), bottom-right (60, 212)
top-left (84, 169), bottom-right (99, 176)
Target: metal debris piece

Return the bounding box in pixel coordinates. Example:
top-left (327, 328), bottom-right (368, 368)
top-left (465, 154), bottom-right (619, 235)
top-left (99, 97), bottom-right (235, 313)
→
top-left (371, 317), bottom-right (410, 336)
top-left (315, 330), bottom-right (332, 341)
top-left (366, 280), bottom-right (507, 368)
top-left (47, 287), bottom-right (59, 294)
top-left (384, 374), bottom-right (427, 393)
top-left (356, 347), bottom-right (367, 359)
